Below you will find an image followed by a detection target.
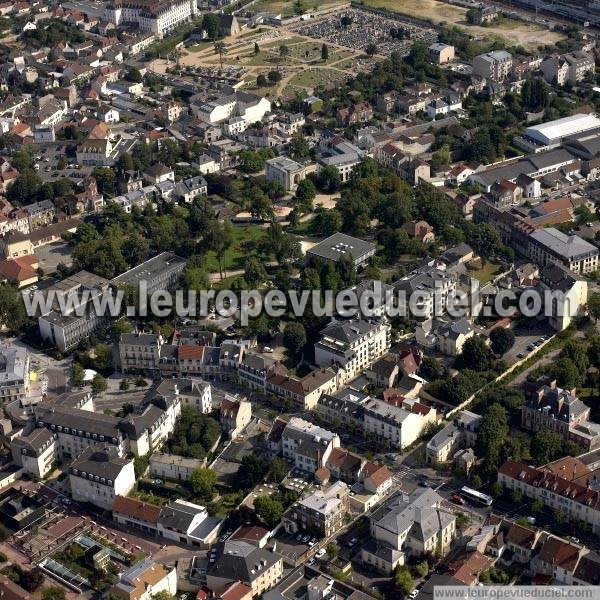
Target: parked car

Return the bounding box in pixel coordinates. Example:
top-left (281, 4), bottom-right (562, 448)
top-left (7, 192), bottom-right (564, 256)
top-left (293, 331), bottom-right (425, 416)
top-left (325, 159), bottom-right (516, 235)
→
top-left (315, 548), bottom-right (326, 558)
top-left (451, 494), bottom-right (465, 505)
top-left (409, 590), bottom-right (419, 599)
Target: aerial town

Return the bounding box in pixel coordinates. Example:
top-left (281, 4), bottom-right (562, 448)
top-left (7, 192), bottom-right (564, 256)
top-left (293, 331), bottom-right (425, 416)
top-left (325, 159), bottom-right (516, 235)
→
top-left (3, 0), bottom-right (600, 599)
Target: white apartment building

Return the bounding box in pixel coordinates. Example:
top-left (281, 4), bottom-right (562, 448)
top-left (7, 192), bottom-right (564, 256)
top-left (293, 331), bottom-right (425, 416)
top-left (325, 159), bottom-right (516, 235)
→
top-left (37, 271), bottom-right (112, 352)
top-left (472, 50), bottom-right (513, 82)
top-left (281, 417), bottom-right (340, 473)
top-left (191, 91), bottom-right (271, 126)
top-left (314, 318), bottom-right (391, 382)
top-left (69, 445), bottom-right (135, 510)
top-left (0, 344), bottom-right (30, 403)
top-left (528, 228), bottom-right (599, 274)
top-left (364, 489), bottom-right (456, 574)
top-left (11, 429), bottom-right (57, 478)
top-left (103, 0), bottom-right (197, 36)
top-left (154, 377), bottom-right (212, 414)
top-left (540, 51), bottom-right (595, 86)
top-left (362, 397), bottom-right (437, 450)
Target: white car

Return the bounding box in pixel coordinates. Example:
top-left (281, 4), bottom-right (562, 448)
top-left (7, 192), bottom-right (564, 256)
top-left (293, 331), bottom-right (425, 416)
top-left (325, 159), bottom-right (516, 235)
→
top-left (315, 548), bottom-right (326, 558)
top-left (409, 590), bottom-right (419, 599)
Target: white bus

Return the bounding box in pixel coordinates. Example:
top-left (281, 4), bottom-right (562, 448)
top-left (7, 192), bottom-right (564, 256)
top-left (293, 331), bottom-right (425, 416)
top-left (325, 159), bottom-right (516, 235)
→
top-left (460, 486), bottom-right (493, 507)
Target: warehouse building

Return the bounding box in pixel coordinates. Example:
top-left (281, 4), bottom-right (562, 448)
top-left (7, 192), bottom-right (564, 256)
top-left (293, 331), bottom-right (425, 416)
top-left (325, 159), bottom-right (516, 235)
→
top-left (524, 114), bottom-right (600, 148)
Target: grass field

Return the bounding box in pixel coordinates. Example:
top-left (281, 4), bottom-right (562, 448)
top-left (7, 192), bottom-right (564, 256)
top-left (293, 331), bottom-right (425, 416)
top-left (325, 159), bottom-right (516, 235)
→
top-left (286, 68), bottom-right (348, 90)
top-left (467, 261), bottom-right (504, 284)
top-left (363, 0), bottom-right (565, 49)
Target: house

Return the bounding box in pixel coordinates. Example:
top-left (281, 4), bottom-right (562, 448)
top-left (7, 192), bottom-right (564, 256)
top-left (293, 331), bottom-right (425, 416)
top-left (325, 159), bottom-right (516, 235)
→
top-left (157, 499), bottom-right (221, 546)
top-left (0, 255), bottom-right (39, 288)
top-left (403, 220), bottom-right (434, 243)
top-left (283, 481), bottom-right (349, 537)
top-left (68, 444), bottom-right (136, 510)
top-left (426, 410), bottom-right (481, 465)
top-left (174, 176), bottom-right (207, 202)
top-left (337, 102), bottom-right (373, 126)
top-left (111, 559), bottom-right (176, 600)
top-left (149, 453), bottom-right (205, 481)
top-left (143, 163), bottom-right (175, 185)
top-left (206, 540), bottom-right (283, 597)
top-left (416, 318), bottom-right (475, 356)
top-left (220, 395), bottom-right (251, 439)
top-left (10, 429), bottom-right (57, 478)
top-left (363, 488), bottom-right (456, 574)
top-left (429, 43), bottom-right (455, 64)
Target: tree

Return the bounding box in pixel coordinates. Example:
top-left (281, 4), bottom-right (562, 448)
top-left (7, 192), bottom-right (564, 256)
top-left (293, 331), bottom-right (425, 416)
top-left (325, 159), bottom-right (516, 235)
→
top-left (456, 512), bottom-right (470, 530)
top-left (326, 542), bottom-right (338, 559)
top-left (254, 495), bottom-right (284, 528)
top-left (310, 206), bottom-right (342, 236)
top-left (551, 357), bottom-right (581, 389)
top-left (151, 592), bottom-right (174, 600)
top-left (415, 561), bottom-right (429, 577)
top-left (21, 568), bottom-right (44, 592)
top-left (531, 429), bottom-right (562, 465)
top-left (214, 41), bottom-right (227, 70)
top-left (278, 44), bottom-right (290, 70)
top-left (289, 134), bottom-right (310, 160)
top-left (235, 454), bottom-right (268, 490)
top-left (41, 588), bottom-right (66, 600)
top-left (0, 284), bottom-right (26, 331)
top-left (125, 67), bottom-right (142, 82)
top-left (202, 13), bottom-right (220, 39)
top-left (365, 43), bottom-right (378, 56)
top-left (256, 73), bottom-right (267, 87)
top-left (489, 327), bottom-right (515, 356)
top-left (316, 165), bottom-right (341, 193)
top-left (295, 178), bottom-right (316, 212)
top-left (341, 15), bottom-right (352, 28)
top-left (476, 403), bottom-right (509, 473)
top-left (72, 362), bottom-right (85, 387)
top-left (254, 42), bottom-right (260, 54)
top-left (268, 70), bottom-right (281, 83)
top-left (283, 322), bottom-right (307, 356)
top-left (531, 499), bottom-right (544, 513)
top-left (91, 374), bottom-right (107, 394)
top-left (6, 170), bottom-right (41, 205)
top-left (588, 294), bottom-right (600, 323)
top-left (394, 566), bottom-right (413, 596)
top-left (189, 467), bottom-right (217, 499)
top-left (457, 336), bottom-right (490, 372)
top-left (267, 457), bottom-right (288, 483)
top-left (321, 43), bottom-right (329, 61)
top-left (244, 256), bottom-right (268, 287)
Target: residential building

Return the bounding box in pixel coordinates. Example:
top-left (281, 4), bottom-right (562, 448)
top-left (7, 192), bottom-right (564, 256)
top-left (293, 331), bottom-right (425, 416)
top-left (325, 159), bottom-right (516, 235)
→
top-left (10, 429), bottom-right (57, 478)
top-left (538, 263), bottom-right (588, 331)
top-left (540, 51), bottom-right (594, 86)
top-left (153, 377), bottom-right (212, 414)
top-left (207, 541), bottom-right (283, 597)
top-left (157, 499), bottom-right (221, 546)
top-left (191, 91), bottom-right (271, 126)
top-left (220, 394), bottom-right (251, 439)
top-left (281, 417), bottom-right (340, 473)
top-left (265, 156), bottom-right (307, 192)
top-left (498, 459), bottom-right (600, 533)
top-left (0, 344), bottom-right (30, 403)
top-left (521, 377), bottom-right (600, 450)
top-left (265, 368), bottom-right (341, 410)
top-left (415, 318), bottom-right (475, 356)
top-left (314, 318), bottom-right (391, 382)
top-left (111, 252), bottom-right (186, 294)
top-left (174, 176), bottom-right (207, 202)
top-left (37, 270), bottom-right (112, 352)
top-left (426, 411), bottom-right (482, 464)
top-left (472, 50), bottom-right (513, 82)
top-left (68, 444), bottom-right (135, 510)
top-left (283, 481), bottom-right (349, 537)
top-left (364, 489), bottom-right (456, 574)
top-left (527, 228), bottom-right (599, 274)
top-left (111, 559), bottom-right (176, 600)
top-left (429, 43), bottom-right (454, 64)
top-left (362, 396), bottom-right (437, 449)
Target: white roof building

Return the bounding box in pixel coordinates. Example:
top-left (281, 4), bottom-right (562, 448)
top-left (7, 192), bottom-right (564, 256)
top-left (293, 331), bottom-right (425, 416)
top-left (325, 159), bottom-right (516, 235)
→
top-left (525, 113), bottom-right (600, 146)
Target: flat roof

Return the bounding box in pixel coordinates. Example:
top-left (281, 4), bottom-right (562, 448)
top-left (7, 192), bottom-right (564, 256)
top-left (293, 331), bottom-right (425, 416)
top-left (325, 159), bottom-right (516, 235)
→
top-left (307, 233), bottom-right (376, 263)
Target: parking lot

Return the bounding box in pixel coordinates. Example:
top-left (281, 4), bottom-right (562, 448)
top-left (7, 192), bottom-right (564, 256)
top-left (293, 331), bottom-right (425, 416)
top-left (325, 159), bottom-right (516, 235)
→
top-left (505, 324), bottom-right (553, 364)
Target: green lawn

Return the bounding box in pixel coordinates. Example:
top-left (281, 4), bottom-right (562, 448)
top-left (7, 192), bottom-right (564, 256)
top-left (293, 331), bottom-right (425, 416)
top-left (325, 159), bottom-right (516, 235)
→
top-left (467, 261), bottom-right (504, 284)
top-left (204, 224), bottom-right (267, 273)
top-left (187, 41), bottom-right (214, 52)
